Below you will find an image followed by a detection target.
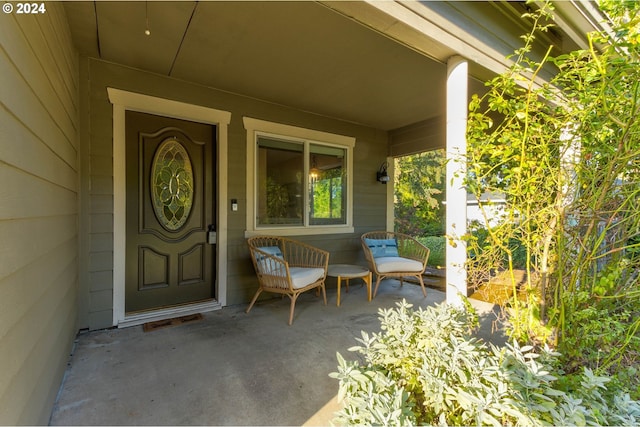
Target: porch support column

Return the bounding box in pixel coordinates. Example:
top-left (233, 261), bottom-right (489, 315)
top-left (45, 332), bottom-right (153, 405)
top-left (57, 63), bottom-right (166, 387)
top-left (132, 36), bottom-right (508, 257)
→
top-left (445, 56), bottom-right (468, 304)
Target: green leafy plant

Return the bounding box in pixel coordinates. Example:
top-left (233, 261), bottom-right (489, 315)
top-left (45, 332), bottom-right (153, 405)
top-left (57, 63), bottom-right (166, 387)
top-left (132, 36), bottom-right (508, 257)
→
top-left (331, 300), bottom-right (640, 426)
top-left (417, 235), bottom-right (446, 267)
top-left (465, 0), bottom-right (640, 392)
top-left (265, 176), bottom-right (290, 222)
top-left (394, 150), bottom-right (446, 237)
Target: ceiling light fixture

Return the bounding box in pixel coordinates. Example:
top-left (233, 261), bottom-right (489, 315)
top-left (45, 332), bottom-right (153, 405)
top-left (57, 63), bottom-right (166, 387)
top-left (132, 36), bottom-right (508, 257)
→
top-left (144, 2), bottom-right (151, 36)
top-left (309, 155), bottom-right (320, 182)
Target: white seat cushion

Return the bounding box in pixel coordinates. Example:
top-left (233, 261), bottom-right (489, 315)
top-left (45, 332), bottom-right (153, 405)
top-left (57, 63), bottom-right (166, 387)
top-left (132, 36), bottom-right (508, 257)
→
top-left (289, 267), bottom-right (325, 289)
top-left (375, 257), bottom-right (423, 273)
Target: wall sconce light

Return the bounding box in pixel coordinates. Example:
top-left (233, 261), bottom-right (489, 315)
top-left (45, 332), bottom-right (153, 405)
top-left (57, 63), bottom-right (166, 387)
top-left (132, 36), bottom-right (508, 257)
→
top-left (376, 161), bottom-right (390, 184)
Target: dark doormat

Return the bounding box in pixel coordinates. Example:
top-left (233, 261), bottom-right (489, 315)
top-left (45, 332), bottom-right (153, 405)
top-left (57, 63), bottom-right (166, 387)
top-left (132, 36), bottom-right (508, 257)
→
top-left (143, 313), bottom-right (203, 332)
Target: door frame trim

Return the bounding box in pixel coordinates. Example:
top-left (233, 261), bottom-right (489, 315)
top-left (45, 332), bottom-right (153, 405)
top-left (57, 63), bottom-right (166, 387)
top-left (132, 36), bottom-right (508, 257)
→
top-left (108, 88), bottom-right (231, 327)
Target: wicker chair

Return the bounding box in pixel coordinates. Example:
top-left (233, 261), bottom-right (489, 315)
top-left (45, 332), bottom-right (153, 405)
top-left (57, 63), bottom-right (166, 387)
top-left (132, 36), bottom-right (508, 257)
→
top-left (361, 231), bottom-right (430, 298)
top-left (246, 236), bottom-right (329, 325)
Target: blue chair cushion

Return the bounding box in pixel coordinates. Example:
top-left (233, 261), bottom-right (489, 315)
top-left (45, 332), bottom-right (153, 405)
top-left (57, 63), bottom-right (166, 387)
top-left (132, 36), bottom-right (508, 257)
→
top-left (254, 246), bottom-right (284, 274)
top-left (256, 246), bottom-right (283, 259)
top-left (364, 238), bottom-right (399, 258)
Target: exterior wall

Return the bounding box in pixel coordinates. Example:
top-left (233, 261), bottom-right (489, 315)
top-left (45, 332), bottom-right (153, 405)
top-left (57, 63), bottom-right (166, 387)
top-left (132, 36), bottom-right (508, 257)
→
top-left (414, 1), bottom-right (562, 82)
top-left (80, 58), bottom-right (389, 330)
top-left (389, 117), bottom-right (445, 157)
top-left (0, 4), bottom-right (79, 425)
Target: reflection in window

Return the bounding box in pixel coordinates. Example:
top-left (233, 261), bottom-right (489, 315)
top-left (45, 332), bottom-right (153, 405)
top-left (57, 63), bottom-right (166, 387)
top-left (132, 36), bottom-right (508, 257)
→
top-left (257, 137), bottom-right (303, 225)
top-left (256, 136), bottom-right (348, 228)
top-left (309, 144), bottom-right (346, 225)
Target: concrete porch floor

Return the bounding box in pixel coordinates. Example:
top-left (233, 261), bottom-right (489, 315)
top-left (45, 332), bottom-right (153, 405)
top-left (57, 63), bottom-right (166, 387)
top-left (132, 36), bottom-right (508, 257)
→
top-left (49, 279), bottom-right (505, 426)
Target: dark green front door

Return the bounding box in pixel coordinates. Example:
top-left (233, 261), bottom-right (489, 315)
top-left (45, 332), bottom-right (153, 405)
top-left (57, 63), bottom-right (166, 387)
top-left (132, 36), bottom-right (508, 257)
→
top-left (125, 111), bottom-right (216, 313)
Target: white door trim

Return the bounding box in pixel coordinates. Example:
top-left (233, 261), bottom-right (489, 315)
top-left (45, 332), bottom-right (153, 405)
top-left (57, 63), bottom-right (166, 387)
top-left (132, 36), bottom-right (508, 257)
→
top-left (108, 88), bottom-right (231, 327)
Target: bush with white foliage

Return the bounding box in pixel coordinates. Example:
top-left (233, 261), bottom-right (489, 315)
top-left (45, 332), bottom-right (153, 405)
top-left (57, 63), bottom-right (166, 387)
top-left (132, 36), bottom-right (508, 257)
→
top-left (330, 300), bottom-right (640, 426)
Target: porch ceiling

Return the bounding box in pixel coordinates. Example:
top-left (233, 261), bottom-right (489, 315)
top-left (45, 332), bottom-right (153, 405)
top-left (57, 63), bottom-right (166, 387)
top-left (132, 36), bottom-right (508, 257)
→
top-left (63, 1), bottom-right (453, 131)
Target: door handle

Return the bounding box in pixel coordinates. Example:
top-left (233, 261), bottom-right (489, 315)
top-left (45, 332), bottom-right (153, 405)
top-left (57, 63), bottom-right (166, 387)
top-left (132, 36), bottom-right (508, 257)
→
top-left (207, 225), bottom-right (216, 244)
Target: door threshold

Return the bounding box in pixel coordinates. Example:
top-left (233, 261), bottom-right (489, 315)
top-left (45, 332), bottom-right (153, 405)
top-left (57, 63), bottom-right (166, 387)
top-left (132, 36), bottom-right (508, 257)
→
top-left (119, 299), bottom-right (222, 328)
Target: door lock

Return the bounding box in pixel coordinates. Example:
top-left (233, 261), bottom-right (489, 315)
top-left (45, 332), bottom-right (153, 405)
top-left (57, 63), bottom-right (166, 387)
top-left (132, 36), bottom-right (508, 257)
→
top-left (207, 224), bottom-right (217, 244)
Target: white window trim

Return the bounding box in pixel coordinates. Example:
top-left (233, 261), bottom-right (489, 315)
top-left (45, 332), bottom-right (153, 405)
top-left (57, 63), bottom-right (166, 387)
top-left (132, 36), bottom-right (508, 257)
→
top-left (243, 117), bottom-right (355, 237)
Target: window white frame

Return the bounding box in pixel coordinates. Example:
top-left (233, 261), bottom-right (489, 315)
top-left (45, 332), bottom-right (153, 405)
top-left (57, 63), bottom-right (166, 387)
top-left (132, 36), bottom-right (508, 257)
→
top-left (244, 117), bottom-right (355, 236)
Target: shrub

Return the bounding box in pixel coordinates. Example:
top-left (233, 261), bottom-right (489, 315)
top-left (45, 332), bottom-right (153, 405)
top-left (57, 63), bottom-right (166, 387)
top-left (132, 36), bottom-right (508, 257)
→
top-left (555, 258), bottom-right (640, 400)
top-left (465, 0), bottom-right (640, 370)
top-left (330, 300), bottom-right (640, 426)
top-left (466, 221), bottom-right (527, 271)
top-left (417, 236), bottom-right (445, 267)
top-left (394, 151), bottom-right (446, 238)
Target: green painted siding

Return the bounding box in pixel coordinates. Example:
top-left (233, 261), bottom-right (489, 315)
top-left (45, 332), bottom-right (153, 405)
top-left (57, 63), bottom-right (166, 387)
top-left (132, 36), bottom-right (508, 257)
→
top-left (79, 58), bottom-right (390, 329)
top-left (0, 4), bottom-right (79, 424)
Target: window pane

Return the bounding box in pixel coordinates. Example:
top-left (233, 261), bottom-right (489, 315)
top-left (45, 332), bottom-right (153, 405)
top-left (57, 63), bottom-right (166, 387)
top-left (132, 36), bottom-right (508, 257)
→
top-left (151, 139), bottom-right (194, 231)
top-left (257, 137), bottom-right (304, 226)
top-left (309, 144), bottom-right (346, 225)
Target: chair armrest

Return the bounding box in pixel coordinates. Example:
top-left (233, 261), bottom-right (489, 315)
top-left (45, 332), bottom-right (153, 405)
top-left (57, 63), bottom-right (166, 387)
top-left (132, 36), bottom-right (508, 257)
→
top-left (361, 239), bottom-right (377, 272)
top-left (398, 238), bottom-right (430, 266)
top-left (250, 247), bottom-right (288, 276)
top-left (283, 240), bottom-right (329, 271)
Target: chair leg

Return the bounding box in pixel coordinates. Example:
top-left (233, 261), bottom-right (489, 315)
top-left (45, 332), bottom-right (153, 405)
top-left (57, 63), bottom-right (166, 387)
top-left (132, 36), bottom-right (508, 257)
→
top-left (417, 274), bottom-right (427, 297)
top-left (288, 293), bottom-right (299, 325)
top-left (373, 275), bottom-right (383, 297)
top-left (245, 288), bottom-right (262, 313)
top-left (320, 283), bottom-right (327, 305)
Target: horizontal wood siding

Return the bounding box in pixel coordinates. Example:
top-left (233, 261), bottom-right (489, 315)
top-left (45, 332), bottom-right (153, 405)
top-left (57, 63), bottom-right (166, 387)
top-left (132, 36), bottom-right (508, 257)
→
top-left (0, 4), bottom-right (79, 425)
top-left (389, 116), bottom-right (445, 157)
top-left (81, 59), bottom-right (390, 322)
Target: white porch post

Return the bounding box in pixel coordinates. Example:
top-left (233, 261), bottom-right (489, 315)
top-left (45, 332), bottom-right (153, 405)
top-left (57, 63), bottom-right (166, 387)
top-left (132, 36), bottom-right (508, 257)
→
top-left (445, 56), bottom-right (468, 304)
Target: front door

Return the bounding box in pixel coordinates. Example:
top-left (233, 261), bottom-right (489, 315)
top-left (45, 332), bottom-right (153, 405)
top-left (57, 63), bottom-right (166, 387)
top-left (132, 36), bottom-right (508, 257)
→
top-left (125, 111), bottom-right (216, 313)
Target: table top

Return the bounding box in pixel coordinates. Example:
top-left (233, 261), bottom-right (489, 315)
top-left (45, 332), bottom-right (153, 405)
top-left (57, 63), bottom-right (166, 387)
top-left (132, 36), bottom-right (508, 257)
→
top-left (327, 264), bottom-right (370, 278)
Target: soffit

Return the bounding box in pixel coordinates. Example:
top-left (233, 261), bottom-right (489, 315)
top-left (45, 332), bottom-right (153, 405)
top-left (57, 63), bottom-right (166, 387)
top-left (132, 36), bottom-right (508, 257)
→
top-left (63, 1), bottom-right (598, 133)
top-left (63, 1), bottom-right (448, 131)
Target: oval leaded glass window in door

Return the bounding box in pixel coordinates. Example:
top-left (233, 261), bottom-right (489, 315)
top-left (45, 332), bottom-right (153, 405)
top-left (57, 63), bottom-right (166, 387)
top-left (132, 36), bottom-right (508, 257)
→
top-left (151, 138), bottom-right (194, 231)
